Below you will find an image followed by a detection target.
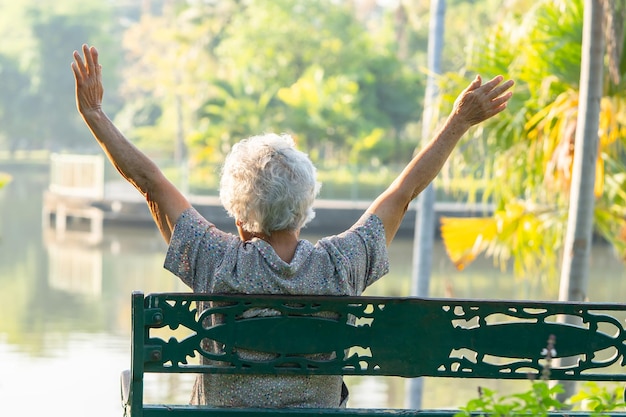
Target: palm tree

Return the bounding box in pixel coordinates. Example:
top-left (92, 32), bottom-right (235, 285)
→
top-left (560, 0), bottom-right (625, 299)
top-left (557, 0), bottom-right (626, 400)
top-left (559, 0), bottom-right (604, 315)
top-left (437, 0), bottom-right (626, 287)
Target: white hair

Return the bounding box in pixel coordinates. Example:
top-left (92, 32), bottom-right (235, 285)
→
top-left (219, 133), bottom-right (321, 235)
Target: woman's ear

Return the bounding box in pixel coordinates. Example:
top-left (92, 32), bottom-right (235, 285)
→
top-left (235, 219), bottom-right (250, 241)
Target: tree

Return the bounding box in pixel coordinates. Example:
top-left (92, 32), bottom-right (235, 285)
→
top-left (118, 0), bottom-right (243, 156)
top-left (0, 54), bottom-right (37, 151)
top-left (438, 0), bottom-right (626, 286)
top-left (200, 0), bottom-right (423, 163)
top-left (557, 0), bottom-right (625, 401)
top-left (559, 0), bottom-right (604, 310)
top-left (0, 0), bottom-right (121, 151)
top-left (31, 12), bottom-right (105, 149)
top-left (127, 0), bottom-right (425, 171)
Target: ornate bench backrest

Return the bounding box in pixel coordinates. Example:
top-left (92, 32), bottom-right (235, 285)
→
top-left (131, 291), bottom-right (626, 381)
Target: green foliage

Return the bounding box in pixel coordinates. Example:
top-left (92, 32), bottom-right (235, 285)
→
top-left (0, 53), bottom-right (37, 148)
top-left (214, 0), bottom-right (373, 86)
top-left (316, 164), bottom-right (400, 200)
top-left (457, 382), bottom-right (626, 417)
top-left (277, 66), bottom-right (362, 155)
top-left (205, 0), bottom-right (424, 164)
top-left (456, 382), bottom-right (564, 417)
top-left (195, 77), bottom-right (279, 158)
top-left (0, 0), bottom-right (121, 151)
top-left (569, 382), bottom-right (626, 415)
top-left (0, 0), bottom-right (513, 166)
top-left (445, 0), bottom-right (588, 180)
top-left (439, 0), bottom-right (626, 280)
top-left (117, 0), bottom-right (428, 168)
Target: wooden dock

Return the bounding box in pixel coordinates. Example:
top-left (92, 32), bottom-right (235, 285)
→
top-left (42, 154), bottom-right (493, 241)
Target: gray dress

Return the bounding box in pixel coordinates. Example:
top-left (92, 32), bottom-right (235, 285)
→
top-left (164, 207), bottom-right (389, 408)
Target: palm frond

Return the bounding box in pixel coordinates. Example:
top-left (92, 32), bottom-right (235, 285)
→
top-left (440, 216), bottom-right (498, 271)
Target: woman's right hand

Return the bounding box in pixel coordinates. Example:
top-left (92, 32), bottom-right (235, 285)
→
top-left (70, 43), bottom-right (191, 243)
top-left (71, 44), bottom-right (104, 116)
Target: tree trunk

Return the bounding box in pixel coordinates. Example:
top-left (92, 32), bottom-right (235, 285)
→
top-left (405, 0), bottom-right (445, 410)
top-left (557, 0), bottom-right (604, 401)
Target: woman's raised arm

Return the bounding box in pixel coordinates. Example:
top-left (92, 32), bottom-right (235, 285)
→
top-left (72, 44), bottom-right (191, 243)
top-left (367, 75), bottom-right (514, 246)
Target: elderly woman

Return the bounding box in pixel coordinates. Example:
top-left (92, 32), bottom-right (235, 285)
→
top-left (72, 44), bottom-right (513, 408)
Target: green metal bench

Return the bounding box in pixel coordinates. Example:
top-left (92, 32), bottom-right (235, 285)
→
top-left (122, 291), bottom-right (626, 416)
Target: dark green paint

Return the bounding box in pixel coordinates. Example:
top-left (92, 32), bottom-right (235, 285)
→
top-left (124, 291), bottom-right (626, 417)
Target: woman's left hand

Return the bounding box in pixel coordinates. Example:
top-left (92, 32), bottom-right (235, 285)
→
top-left (452, 75), bottom-right (514, 127)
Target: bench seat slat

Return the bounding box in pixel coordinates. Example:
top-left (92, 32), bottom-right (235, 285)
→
top-left (142, 405), bottom-right (626, 417)
top-left (143, 405), bottom-right (461, 416)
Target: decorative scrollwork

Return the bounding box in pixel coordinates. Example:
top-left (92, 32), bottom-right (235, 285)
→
top-left (140, 293), bottom-right (626, 381)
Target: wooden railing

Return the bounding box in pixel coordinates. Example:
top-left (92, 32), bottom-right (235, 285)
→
top-left (49, 153), bottom-right (104, 199)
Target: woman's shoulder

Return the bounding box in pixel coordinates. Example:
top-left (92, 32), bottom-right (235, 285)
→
top-left (313, 212), bottom-right (385, 253)
top-left (171, 207), bottom-right (240, 247)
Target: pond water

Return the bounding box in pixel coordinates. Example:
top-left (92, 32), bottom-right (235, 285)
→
top-left (2, 164), bottom-right (626, 415)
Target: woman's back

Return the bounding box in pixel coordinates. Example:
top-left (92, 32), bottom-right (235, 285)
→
top-left (164, 208), bottom-right (389, 407)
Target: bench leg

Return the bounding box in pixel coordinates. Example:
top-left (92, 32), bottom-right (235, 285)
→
top-left (120, 369), bottom-right (131, 416)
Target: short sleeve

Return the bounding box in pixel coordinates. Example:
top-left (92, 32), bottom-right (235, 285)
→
top-left (164, 207), bottom-right (238, 290)
top-left (318, 213), bottom-right (389, 294)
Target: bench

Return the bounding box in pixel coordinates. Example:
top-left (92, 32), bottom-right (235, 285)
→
top-left (121, 291), bottom-right (626, 416)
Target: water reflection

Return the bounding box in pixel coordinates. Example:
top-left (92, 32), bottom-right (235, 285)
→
top-left (2, 166), bottom-right (626, 415)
